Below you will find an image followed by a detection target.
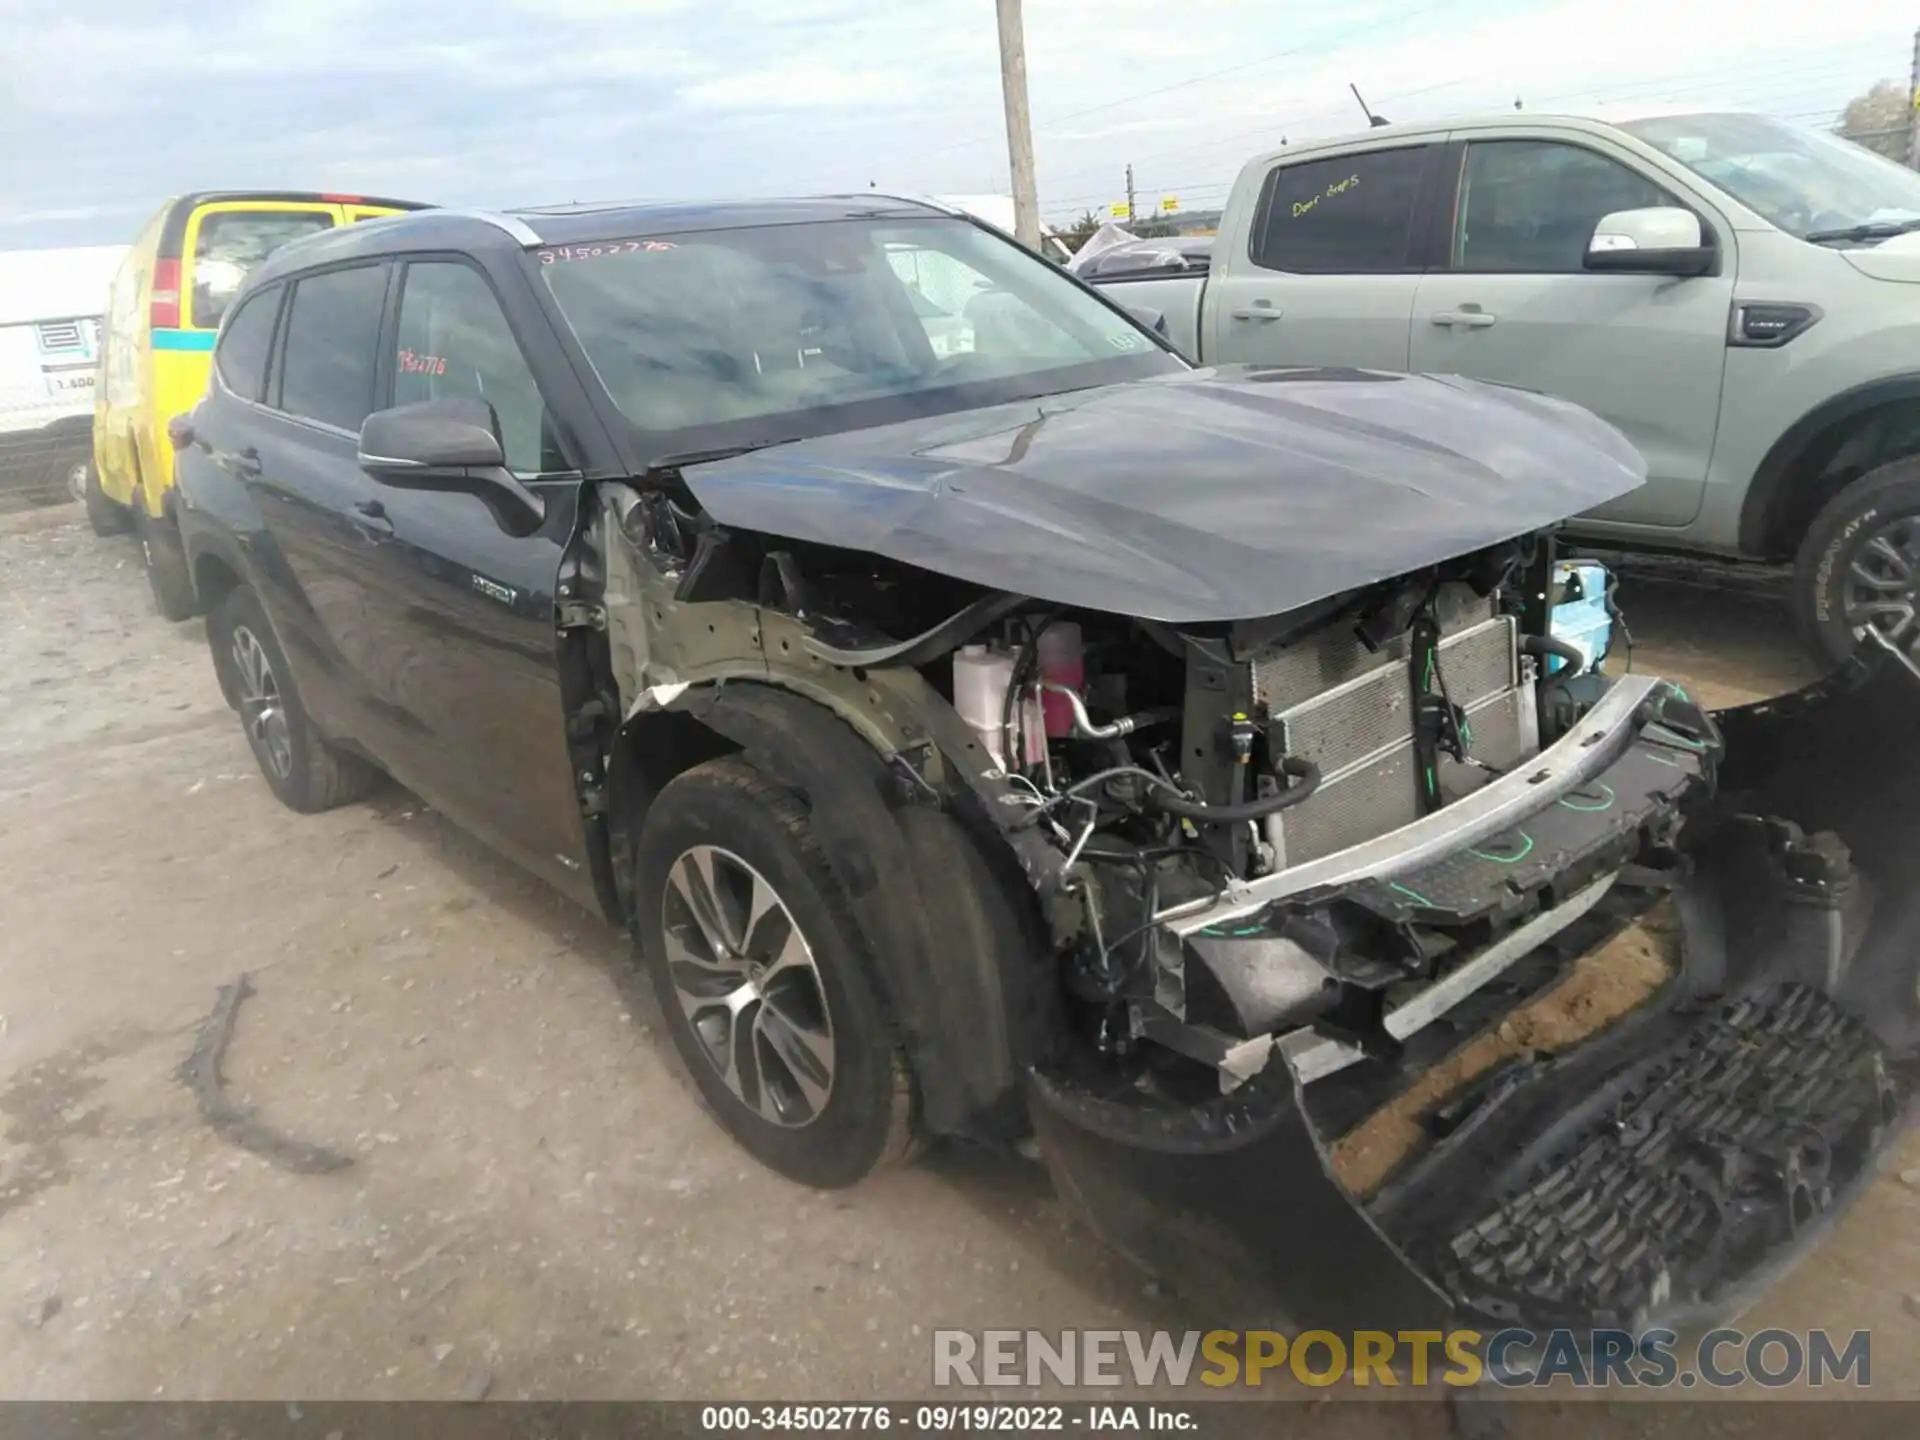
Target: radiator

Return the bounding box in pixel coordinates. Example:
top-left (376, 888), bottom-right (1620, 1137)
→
top-left (1259, 613), bottom-right (1533, 870)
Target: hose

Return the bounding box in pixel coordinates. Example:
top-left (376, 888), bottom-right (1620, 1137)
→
top-left (1523, 633), bottom-right (1586, 692)
top-left (1145, 756), bottom-right (1321, 825)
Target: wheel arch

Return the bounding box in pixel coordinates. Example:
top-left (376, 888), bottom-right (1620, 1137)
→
top-left (611, 680), bottom-right (1048, 1141)
top-left (185, 533), bottom-right (247, 616)
top-left (1740, 375), bottom-right (1920, 558)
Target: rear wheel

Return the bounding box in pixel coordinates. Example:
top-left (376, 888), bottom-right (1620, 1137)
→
top-left (633, 757), bottom-right (919, 1187)
top-left (1796, 458), bottom-right (1920, 669)
top-left (210, 585), bottom-right (382, 813)
top-left (136, 503), bottom-right (198, 621)
top-left (81, 464), bottom-right (130, 537)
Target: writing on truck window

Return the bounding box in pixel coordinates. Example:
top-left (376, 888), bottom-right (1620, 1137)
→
top-left (1292, 173), bottom-right (1362, 220)
top-left (397, 348), bottom-right (447, 376)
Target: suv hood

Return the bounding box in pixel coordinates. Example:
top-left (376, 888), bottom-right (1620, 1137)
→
top-left (681, 366), bottom-right (1646, 622)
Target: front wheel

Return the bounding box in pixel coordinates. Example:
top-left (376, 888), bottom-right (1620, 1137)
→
top-left (633, 757), bottom-right (919, 1188)
top-left (1796, 458), bottom-right (1920, 669)
top-left (209, 585), bottom-right (383, 813)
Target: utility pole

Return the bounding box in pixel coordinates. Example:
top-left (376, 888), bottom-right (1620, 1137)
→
top-left (1908, 25), bottom-right (1920, 170)
top-left (1125, 163), bottom-right (1136, 225)
top-left (995, 0), bottom-right (1041, 247)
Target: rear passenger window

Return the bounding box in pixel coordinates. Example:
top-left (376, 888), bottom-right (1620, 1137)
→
top-left (277, 265), bottom-right (388, 432)
top-left (1251, 147), bottom-right (1430, 274)
top-left (213, 285), bottom-right (280, 402)
top-left (394, 261), bottom-right (564, 474)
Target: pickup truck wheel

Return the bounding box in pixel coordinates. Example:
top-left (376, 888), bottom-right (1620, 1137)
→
top-left (136, 506), bottom-right (198, 621)
top-left (1796, 459), bottom-right (1920, 669)
top-left (82, 464), bottom-right (130, 537)
top-left (634, 757), bottom-right (918, 1188)
top-left (210, 585), bottom-right (383, 813)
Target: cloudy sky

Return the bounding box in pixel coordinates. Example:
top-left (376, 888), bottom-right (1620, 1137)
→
top-left (2, 0), bottom-right (1916, 248)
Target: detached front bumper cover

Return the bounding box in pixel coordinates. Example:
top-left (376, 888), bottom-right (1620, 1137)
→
top-left (1030, 661), bottom-right (1920, 1334)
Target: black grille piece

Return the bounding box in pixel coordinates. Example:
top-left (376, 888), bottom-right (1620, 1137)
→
top-left (1439, 985), bottom-right (1897, 1327)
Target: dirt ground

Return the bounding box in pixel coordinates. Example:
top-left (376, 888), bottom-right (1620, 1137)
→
top-left (2, 505), bottom-right (1917, 1419)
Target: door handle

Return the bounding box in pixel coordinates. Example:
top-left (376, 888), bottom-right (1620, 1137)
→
top-left (229, 446), bottom-right (262, 479)
top-left (1229, 306), bottom-right (1283, 322)
top-left (351, 499), bottom-right (394, 537)
top-left (1430, 309), bottom-right (1499, 329)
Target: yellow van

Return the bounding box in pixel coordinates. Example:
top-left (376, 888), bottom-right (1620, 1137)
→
top-left (88, 191), bottom-right (423, 616)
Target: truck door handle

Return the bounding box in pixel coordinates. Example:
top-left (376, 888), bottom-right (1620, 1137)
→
top-left (1431, 309), bottom-right (1498, 329)
top-left (229, 447), bottom-right (262, 479)
top-left (1229, 306), bottom-right (1283, 322)
top-left (351, 499), bottom-right (394, 536)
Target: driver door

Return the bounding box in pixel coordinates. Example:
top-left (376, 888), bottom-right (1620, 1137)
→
top-left (349, 257), bottom-right (596, 902)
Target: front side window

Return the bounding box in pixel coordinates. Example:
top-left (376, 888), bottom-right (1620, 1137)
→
top-left (214, 284), bottom-right (281, 402)
top-left (1251, 147), bottom-right (1430, 274)
top-left (534, 217), bottom-right (1174, 450)
top-left (277, 264), bottom-right (387, 432)
top-left (1621, 111), bottom-right (1920, 241)
top-left (191, 209), bottom-right (333, 329)
top-left (1455, 141), bottom-right (1676, 273)
top-left (394, 262), bottom-right (563, 474)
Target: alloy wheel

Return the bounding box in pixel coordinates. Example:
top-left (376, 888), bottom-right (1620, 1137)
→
top-left (231, 624), bottom-right (293, 780)
top-left (661, 844), bottom-right (836, 1128)
top-left (1842, 515), bottom-right (1920, 663)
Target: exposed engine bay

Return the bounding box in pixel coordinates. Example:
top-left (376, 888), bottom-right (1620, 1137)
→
top-left (571, 466), bottom-right (1920, 1337)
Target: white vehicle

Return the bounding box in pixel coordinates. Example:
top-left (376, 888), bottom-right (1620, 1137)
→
top-left (0, 244), bottom-right (125, 502)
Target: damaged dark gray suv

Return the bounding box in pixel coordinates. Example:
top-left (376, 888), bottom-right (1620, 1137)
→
top-left (168, 196), bottom-right (1920, 1337)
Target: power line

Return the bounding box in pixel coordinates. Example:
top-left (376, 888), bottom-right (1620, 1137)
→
top-left (1037, 48), bottom-right (1891, 197)
top-left (887, 7), bottom-right (1458, 166)
top-left (1034, 50), bottom-right (1899, 215)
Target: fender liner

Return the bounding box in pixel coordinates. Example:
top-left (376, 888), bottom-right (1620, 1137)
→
top-left (683, 682), bottom-right (1045, 1139)
top-left (1739, 373), bottom-right (1920, 555)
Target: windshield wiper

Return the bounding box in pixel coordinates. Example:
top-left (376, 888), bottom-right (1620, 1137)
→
top-left (1804, 217), bottom-right (1920, 244)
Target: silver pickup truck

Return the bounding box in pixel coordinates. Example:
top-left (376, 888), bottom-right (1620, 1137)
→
top-left (1090, 110), bottom-right (1920, 669)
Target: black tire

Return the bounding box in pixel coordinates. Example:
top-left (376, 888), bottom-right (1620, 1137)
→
top-left (634, 756), bottom-right (919, 1187)
top-left (209, 585), bottom-right (383, 813)
top-left (1795, 458), bottom-right (1920, 668)
top-left (136, 505), bottom-right (199, 621)
top-left (82, 464), bottom-right (130, 537)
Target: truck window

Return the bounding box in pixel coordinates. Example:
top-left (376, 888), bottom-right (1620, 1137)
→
top-left (191, 210), bottom-right (333, 329)
top-left (213, 284), bottom-right (281, 403)
top-left (1455, 141), bottom-right (1675, 273)
top-left (1251, 147), bottom-right (1430, 274)
top-left (393, 261), bottom-right (564, 475)
top-left (276, 264), bottom-right (387, 432)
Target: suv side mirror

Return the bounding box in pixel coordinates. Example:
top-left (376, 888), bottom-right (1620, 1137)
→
top-left (358, 397), bottom-right (545, 537)
top-left (1584, 207), bottom-right (1715, 277)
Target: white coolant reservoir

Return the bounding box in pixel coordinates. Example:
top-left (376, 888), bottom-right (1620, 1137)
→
top-left (953, 645), bottom-right (1044, 771)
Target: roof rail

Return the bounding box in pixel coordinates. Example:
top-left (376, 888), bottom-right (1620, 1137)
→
top-left (427, 207), bottom-right (544, 247)
top-left (854, 191), bottom-right (959, 217)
